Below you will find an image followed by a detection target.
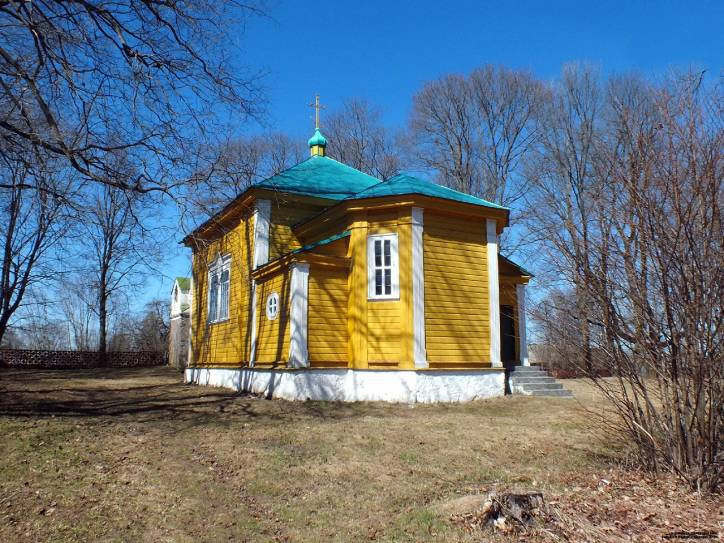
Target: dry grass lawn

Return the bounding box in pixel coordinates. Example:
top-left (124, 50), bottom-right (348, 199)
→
top-left (0, 367), bottom-right (719, 542)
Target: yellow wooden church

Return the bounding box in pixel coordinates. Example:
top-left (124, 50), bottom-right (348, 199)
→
top-left (183, 114), bottom-right (532, 402)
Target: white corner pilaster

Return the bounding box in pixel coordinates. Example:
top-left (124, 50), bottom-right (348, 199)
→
top-left (516, 284), bottom-right (529, 366)
top-left (486, 219), bottom-right (502, 368)
top-left (253, 199), bottom-right (271, 268)
top-left (249, 199), bottom-right (270, 367)
top-left (249, 280), bottom-right (258, 367)
top-left (288, 263), bottom-right (310, 368)
top-left (412, 207), bottom-right (427, 368)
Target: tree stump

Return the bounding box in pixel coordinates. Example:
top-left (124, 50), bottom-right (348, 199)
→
top-left (479, 491), bottom-right (547, 531)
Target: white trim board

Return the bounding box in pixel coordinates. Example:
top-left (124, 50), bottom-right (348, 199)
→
top-left (288, 263), bottom-right (310, 368)
top-left (249, 280), bottom-right (258, 366)
top-left (248, 199), bottom-right (270, 367)
top-left (185, 367), bottom-right (504, 403)
top-left (252, 199), bottom-right (271, 268)
top-left (411, 207), bottom-right (427, 368)
top-left (486, 219), bottom-right (502, 368)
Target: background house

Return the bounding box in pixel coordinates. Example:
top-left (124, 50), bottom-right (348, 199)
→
top-left (168, 277), bottom-right (192, 370)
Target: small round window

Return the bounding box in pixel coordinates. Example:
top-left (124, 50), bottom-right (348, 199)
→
top-left (266, 292), bottom-right (279, 320)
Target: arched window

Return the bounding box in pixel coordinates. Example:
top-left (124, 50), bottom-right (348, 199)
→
top-left (266, 292), bottom-right (279, 320)
top-left (208, 254), bottom-right (231, 323)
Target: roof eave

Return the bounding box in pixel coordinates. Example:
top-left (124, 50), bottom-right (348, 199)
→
top-left (499, 254), bottom-right (535, 278)
top-left (292, 193), bottom-right (510, 241)
top-left (181, 189), bottom-right (256, 246)
top-left (181, 186), bottom-right (341, 246)
top-left (252, 253), bottom-right (351, 280)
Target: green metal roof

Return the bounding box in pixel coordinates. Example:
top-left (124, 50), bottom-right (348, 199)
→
top-left (499, 255), bottom-right (535, 277)
top-left (175, 277), bottom-right (191, 292)
top-left (254, 156), bottom-right (379, 200)
top-left (254, 163), bottom-right (506, 210)
top-left (307, 128), bottom-right (327, 147)
top-left (348, 173), bottom-right (508, 211)
top-left (187, 157), bottom-right (510, 243)
top-left (254, 231), bottom-right (350, 272)
top-left (290, 230), bottom-right (351, 255)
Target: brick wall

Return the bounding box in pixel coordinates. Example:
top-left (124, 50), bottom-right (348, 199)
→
top-left (0, 349), bottom-right (166, 369)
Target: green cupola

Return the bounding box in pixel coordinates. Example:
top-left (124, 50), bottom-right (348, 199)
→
top-left (308, 128), bottom-right (327, 156)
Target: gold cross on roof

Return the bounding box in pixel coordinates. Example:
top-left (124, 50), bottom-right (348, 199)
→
top-left (309, 94), bottom-right (325, 130)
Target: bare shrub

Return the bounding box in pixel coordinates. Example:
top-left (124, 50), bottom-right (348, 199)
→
top-left (529, 67), bottom-right (722, 492)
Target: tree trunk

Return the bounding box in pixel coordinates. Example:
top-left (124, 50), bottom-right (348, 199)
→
top-left (98, 269), bottom-right (108, 365)
top-left (0, 316), bottom-right (8, 347)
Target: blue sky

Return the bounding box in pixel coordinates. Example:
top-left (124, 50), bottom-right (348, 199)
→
top-left (250, 0), bottom-right (723, 134)
top-left (154, 0), bottom-right (723, 303)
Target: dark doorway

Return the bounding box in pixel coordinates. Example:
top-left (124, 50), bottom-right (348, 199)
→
top-left (501, 304), bottom-right (516, 395)
top-left (500, 305), bottom-right (516, 368)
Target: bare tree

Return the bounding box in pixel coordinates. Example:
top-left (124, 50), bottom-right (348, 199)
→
top-left (408, 65), bottom-right (545, 207)
top-left (408, 74), bottom-right (477, 192)
top-left (534, 289), bottom-right (593, 376)
top-left (0, 1), bottom-right (266, 195)
top-left (133, 299), bottom-right (169, 352)
top-left (0, 1), bottom-right (268, 340)
top-left (76, 154), bottom-right (162, 356)
top-left (0, 326), bottom-right (22, 348)
top-left (0, 145), bottom-right (75, 345)
top-left (188, 133), bottom-right (305, 218)
top-left (60, 278), bottom-right (99, 351)
top-left (187, 99), bottom-right (402, 223)
top-left (325, 99), bottom-right (401, 179)
top-left (16, 309), bottom-right (69, 350)
top-left (107, 308), bottom-right (136, 352)
top-left (529, 68), bottom-right (723, 492)
top-left (525, 64), bottom-right (604, 372)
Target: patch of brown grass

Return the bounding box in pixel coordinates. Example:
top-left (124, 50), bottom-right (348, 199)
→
top-left (0, 368), bottom-right (718, 542)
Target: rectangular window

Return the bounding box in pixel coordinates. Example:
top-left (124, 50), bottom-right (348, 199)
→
top-left (368, 233), bottom-right (399, 300)
top-left (208, 273), bottom-right (219, 322)
top-left (208, 254), bottom-right (231, 323)
top-left (219, 268), bottom-right (230, 320)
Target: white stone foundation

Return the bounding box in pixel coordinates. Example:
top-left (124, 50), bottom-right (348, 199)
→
top-left (185, 367), bottom-right (505, 403)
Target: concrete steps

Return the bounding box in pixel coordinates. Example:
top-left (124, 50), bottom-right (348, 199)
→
top-left (509, 366), bottom-right (573, 397)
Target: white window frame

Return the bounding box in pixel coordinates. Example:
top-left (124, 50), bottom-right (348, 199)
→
top-left (367, 233), bottom-right (399, 300)
top-left (266, 292), bottom-right (280, 320)
top-left (207, 254), bottom-right (231, 324)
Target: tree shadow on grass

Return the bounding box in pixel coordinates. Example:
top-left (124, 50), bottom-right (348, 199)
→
top-left (0, 366), bottom-right (175, 382)
top-left (0, 367), bottom-right (391, 427)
